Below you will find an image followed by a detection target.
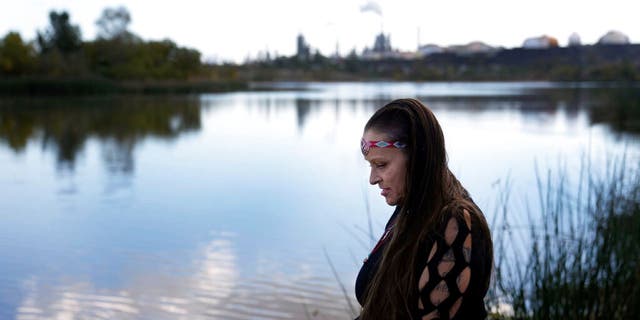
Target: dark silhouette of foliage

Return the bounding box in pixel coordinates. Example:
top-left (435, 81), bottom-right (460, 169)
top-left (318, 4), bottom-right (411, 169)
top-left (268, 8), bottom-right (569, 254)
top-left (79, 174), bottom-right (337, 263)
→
top-left (37, 11), bottom-right (82, 54)
top-left (0, 32), bottom-right (36, 75)
top-left (84, 39), bottom-right (201, 80)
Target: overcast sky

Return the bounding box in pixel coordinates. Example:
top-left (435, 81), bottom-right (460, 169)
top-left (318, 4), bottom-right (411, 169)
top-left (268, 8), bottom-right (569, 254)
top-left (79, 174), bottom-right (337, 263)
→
top-left (1, 0), bottom-right (638, 62)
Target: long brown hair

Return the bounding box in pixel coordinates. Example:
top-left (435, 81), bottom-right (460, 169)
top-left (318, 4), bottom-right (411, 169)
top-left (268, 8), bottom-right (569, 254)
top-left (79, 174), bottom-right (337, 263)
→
top-left (359, 98), bottom-right (489, 319)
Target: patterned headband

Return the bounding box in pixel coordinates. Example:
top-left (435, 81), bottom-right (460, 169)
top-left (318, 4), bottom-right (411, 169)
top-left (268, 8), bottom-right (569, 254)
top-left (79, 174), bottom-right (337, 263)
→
top-left (361, 138), bottom-right (407, 156)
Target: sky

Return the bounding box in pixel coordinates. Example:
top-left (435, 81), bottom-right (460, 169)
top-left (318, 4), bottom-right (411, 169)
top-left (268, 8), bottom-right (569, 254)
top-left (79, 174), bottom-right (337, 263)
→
top-left (1, 0), bottom-right (638, 63)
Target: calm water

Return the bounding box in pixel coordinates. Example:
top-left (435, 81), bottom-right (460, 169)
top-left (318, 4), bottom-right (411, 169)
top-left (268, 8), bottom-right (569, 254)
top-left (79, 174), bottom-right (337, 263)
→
top-left (0, 82), bottom-right (639, 319)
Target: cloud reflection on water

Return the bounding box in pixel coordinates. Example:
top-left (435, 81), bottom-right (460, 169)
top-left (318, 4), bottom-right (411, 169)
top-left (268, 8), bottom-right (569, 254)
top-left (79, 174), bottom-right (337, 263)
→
top-left (16, 234), bottom-right (237, 319)
top-left (14, 232), bottom-right (353, 319)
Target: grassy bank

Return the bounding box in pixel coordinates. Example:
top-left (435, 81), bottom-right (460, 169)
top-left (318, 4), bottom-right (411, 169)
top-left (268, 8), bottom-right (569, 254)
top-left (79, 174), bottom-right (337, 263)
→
top-left (489, 156), bottom-right (640, 319)
top-left (0, 77), bottom-right (248, 95)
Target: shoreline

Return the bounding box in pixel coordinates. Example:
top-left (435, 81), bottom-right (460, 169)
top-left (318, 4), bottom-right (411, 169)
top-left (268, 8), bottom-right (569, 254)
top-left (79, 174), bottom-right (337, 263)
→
top-left (0, 78), bottom-right (249, 96)
top-left (2, 78), bottom-right (639, 97)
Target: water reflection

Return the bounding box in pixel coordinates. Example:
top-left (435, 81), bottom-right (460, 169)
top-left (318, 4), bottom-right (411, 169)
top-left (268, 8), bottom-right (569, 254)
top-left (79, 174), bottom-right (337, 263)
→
top-left (15, 234), bottom-right (236, 319)
top-left (588, 87), bottom-right (640, 134)
top-left (1, 82), bottom-right (639, 319)
top-left (0, 96), bottom-right (202, 173)
top-left (294, 98), bottom-right (313, 130)
top-left (2, 84), bottom-right (638, 174)
top-left (14, 232), bottom-right (353, 319)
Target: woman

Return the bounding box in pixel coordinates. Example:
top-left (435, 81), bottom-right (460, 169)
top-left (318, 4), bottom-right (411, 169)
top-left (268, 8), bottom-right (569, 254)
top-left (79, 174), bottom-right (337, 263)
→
top-left (355, 98), bottom-right (493, 320)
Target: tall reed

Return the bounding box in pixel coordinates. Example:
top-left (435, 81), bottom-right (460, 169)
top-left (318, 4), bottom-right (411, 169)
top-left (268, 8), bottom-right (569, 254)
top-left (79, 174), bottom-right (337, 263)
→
top-left (489, 154), bottom-right (640, 319)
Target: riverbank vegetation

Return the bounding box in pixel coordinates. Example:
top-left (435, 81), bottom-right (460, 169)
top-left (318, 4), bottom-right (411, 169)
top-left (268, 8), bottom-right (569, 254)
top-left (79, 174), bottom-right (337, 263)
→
top-left (488, 155), bottom-right (640, 319)
top-left (0, 8), bottom-right (246, 95)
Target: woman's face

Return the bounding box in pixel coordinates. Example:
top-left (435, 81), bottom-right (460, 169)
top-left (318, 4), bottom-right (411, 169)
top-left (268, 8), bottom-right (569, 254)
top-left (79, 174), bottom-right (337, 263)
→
top-left (363, 130), bottom-right (408, 206)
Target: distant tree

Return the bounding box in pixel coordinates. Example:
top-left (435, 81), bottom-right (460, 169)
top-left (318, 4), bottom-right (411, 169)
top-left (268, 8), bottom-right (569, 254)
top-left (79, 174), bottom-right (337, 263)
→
top-left (168, 46), bottom-right (202, 78)
top-left (84, 37), bottom-right (201, 80)
top-left (37, 11), bottom-right (82, 54)
top-left (0, 31), bottom-right (36, 75)
top-left (96, 6), bottom-right (137, 41)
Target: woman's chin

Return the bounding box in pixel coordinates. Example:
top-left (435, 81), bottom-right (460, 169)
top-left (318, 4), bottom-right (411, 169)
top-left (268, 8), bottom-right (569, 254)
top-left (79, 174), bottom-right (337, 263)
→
top-left (384, 195), bottom-right (404, 206)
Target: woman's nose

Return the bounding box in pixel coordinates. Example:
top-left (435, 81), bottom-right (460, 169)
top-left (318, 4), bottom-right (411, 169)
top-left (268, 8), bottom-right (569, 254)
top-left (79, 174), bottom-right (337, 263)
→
top-left (369, 169), bottom-right (380, 185)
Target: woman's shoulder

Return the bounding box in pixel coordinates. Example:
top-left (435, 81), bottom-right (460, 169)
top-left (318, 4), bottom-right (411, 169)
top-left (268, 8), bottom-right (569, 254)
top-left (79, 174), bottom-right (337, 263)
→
top-left (439, 198), bottom-right (489, 229)
top-left (434, 199), bottom-right (476, 230)
top-left (441, 197), bottom-right (480, 215)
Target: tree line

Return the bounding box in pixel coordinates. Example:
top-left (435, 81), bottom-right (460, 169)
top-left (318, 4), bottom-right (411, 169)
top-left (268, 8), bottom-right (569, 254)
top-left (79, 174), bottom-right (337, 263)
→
top-left (0, 7), bottom-right (202, 80)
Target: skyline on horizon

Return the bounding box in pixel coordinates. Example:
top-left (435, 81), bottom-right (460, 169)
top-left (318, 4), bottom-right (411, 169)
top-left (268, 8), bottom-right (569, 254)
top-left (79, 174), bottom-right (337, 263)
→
top-left (1, 0), bottom-right (638, 63)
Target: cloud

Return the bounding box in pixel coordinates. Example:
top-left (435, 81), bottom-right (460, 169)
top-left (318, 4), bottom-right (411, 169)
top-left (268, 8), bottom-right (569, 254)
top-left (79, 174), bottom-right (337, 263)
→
top-left (360, 1), bottom-right (382, 16)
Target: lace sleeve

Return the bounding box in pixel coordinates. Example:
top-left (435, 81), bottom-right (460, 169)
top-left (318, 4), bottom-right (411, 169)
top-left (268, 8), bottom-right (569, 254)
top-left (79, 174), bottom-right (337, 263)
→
top-left (417, 208), bottom-right (473, 320)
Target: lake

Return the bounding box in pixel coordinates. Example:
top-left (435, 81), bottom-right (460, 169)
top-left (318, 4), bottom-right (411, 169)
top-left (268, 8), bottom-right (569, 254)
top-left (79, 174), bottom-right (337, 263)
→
top-left (1, 82), bottom-right (639, 319)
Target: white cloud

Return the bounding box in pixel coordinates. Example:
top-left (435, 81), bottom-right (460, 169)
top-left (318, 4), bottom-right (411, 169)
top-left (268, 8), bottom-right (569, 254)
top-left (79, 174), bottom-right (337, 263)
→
top-left (360, 1), bottom-right (382, 16)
